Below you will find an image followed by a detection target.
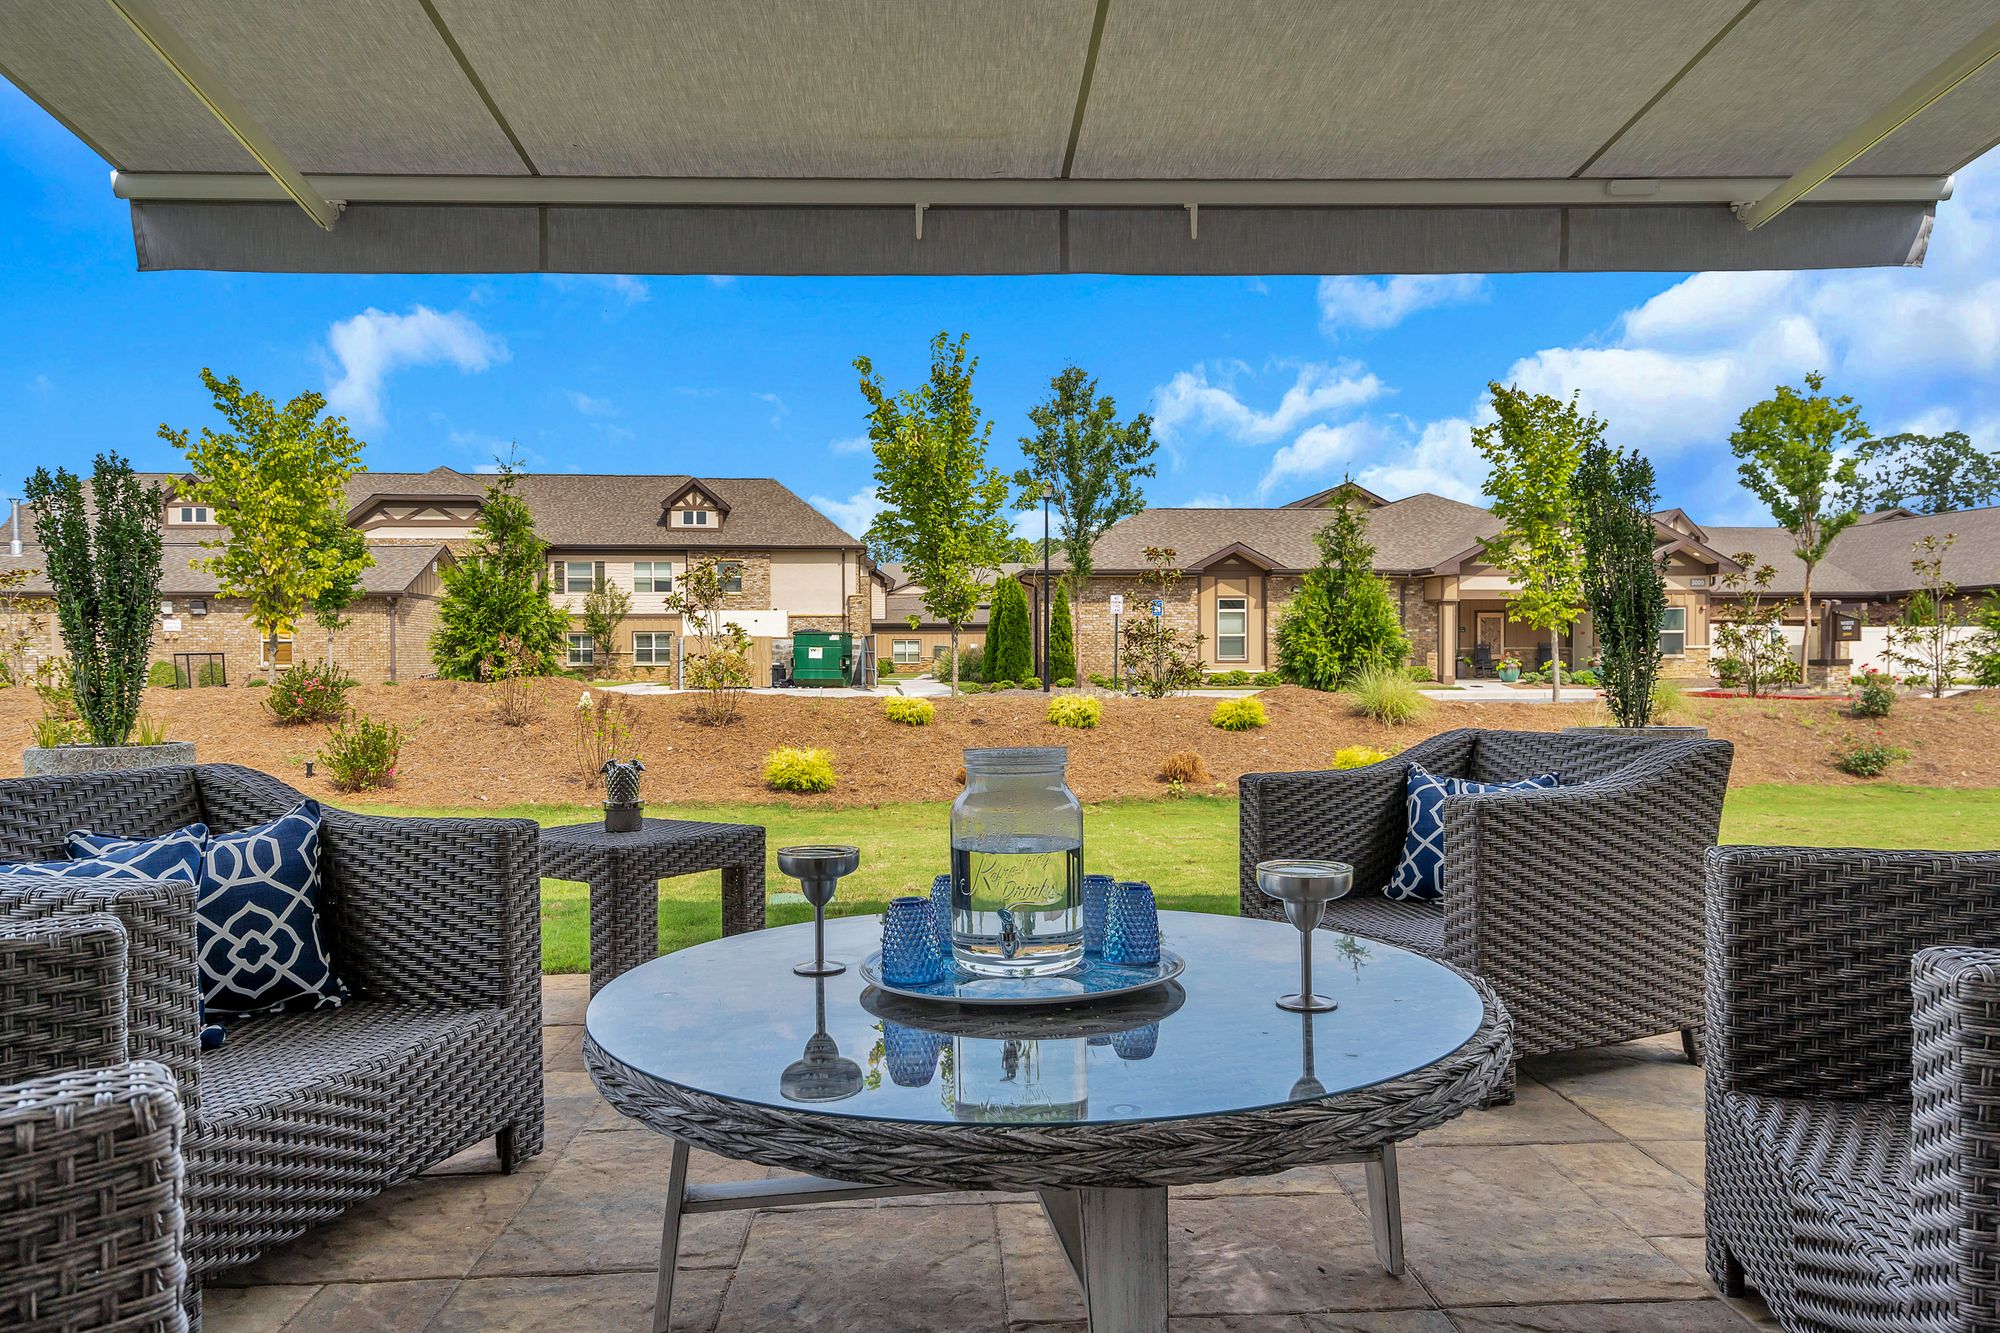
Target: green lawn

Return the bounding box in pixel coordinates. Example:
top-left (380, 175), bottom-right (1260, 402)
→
top-left (360, 784), bottom-right (1999, 974)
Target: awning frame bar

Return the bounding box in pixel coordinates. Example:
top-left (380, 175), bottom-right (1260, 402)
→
top-left (109, 172), bottom-right (1953, 211)
top-left (104, 0), bottom-right (342, 229)
top-left (1734, 15), bottom-right (2000, 230)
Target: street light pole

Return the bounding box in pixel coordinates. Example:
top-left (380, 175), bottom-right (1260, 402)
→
top-left (1040, 481), bottom-right (1054, 691)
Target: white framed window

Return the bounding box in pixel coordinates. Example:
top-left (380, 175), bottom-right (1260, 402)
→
top-left (1216, 597), bottom-right (1248, 661)
top-left (892, 639), bottom-right (922, 664)
top-left (1659, 606), bottom-right (1688, 657)
top-left (679, 509), bottom-right (710, 526)
top-left (633, 561), bottom-right (672, 594)
top-left (563, 561), bottom-right (596, 594)
top-left (170, 505), bottom-right (211, 525)
top-left (566, 633), bottom-right (595, 667)
top-left (632, 631), bottom-right (671, 665)
top-left (716, 561), bottom-right (743, 594)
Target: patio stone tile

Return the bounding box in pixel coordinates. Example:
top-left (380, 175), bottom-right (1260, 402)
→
top-left (1299, 1314), bottom-right (1455, 1331)
top-left (1529, 1050), bottom-right (1705, 1141)
top-left (1534, 1142), bottom-right (1706, 1237)
top-left (542, 972), bottom-right (589, 1026)
top-left (1633, 1138), bottom-right (1706, 1190)
top-left (1445, 1300), bottom-right (1754, 1330)
top-left (473, 1131), bottom-right (759, 1276)
top-left (996, 1202), bottom-right (1084, 1325)
top-left (424, 1071), bottom-right (604, 1176)
top-left (720, 1204), bottom-right (1006, 1332)
top-left (200, 1282), bottom-right (315, 1329)
top-left (1170, 1318), bottom-right (1314, 1331)
top-left (1407, 1075), bottom-right (1619, 1147)
top-left (223, 1170), bottom-right (541, 1284)
top-left (543, 1023), bottom-right (586, 1072)
top-left (281, 1278), bottom-right (456, 1330)
top-left (1362, 1146), bottom-right (1704, 1307)
top-left (1175, 1164), bottom-right (1349, 1199)
top-left (1168, 1193), bottom-right (1424, 1315)
top-left (432, 1272), bottom-right (651, 1331)
top-left (882, 1187), bottom-right (1023, 1207)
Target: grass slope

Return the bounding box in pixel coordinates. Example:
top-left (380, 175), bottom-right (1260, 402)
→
top-left (360, 785), bottom-right (1997, 973)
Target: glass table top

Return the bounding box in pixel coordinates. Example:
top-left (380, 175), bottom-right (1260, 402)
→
top-left (585, 911), bottom-right (1484, 1128)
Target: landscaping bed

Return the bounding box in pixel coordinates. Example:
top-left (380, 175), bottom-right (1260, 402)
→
top-left (8, 678), bottom-right (1999, 805)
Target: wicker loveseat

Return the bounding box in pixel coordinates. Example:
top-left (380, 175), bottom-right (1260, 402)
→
top-left (1704, 845), bottom-right (2000, 1332)
top-left (0, 763), bottom-right (543, 1319)
top-left (3, 912), bottom-right (188, 1331)
top-left (1240, 727), bottom-right (1734, 1095)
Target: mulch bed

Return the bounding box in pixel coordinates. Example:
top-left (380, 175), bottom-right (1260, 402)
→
top-left (4, 679), bottom-right (1997, 808)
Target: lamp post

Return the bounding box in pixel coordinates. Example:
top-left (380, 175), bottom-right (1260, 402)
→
top-left (1039, 480), bottom-right (1056, 692)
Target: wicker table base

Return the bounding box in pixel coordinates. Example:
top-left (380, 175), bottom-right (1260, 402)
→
top-left (537, 818), bottom-right (765, 994)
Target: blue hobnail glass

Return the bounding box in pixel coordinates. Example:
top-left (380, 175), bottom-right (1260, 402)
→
top-left (882, 1020), bottom-right (943, 1087)
top-left (1082, 874), bottom-right (1116, 954)
top-left (929, 873), bottom-right (954, 952)
top-left (1110, 1022), bottom-right (1159, 1061)
top-left (1101, 882), bottom-right (1161, 966)
top-left (882, 896), bottom-right (947, 984)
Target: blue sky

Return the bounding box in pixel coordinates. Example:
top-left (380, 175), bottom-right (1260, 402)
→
top-left (7, 77), bottom-right (2000, 539)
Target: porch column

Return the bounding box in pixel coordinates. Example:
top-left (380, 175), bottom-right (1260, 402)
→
top-left (1437, 601), bottom-right (1458, 684)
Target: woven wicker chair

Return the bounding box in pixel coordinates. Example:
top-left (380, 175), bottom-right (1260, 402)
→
top-left (1704, 845), bottom-right (2000, 1332)
top-left (0, 763), bottom-right (543, 1321)
top-left (1240, 728), bottom-right (1734, 1097)
top-left (2, 912), bottom-right (188, 1331)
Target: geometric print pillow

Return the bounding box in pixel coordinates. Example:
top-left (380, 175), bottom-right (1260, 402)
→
top-left (0, 822), bottom-right (207, 886)
top-left (1383, 764), bottom-right (1561, 903)
top-left (71, 800), bottom-right (348, 1019)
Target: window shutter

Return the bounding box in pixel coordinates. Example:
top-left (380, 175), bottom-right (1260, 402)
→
top-left (594, 560), bottom-right (607, 589)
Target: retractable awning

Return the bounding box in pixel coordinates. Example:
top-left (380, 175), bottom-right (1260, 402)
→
top-left (5, 2), bottom-right (1998, 276)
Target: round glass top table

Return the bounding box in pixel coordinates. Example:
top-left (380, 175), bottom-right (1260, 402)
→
top-left (585, 911), bottom-right (1510, 1333)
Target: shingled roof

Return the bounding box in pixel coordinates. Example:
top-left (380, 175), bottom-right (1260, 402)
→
top-left (1073, 492), bottom-right (1500, 575)
top-left (0, 542), bottom-right (449, 597)
top-left (1706, 505), bottom-right (2000, 597)
top-left (343, 469), bottom-right (862, 550)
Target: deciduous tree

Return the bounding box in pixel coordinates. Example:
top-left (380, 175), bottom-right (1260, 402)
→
top-left (1713, 556), bottom-right (1802, 697)
top-left (1474, 384), bottom-right (1589, 701)
top-left (854, 332), bottom-right (1015, 697)
top-left (1882, 534), bottom-right (1970, 697)
top-left (1852, 430), bottom-right (2000, 514)
top-left (1729, 373), bottom-right (1867, 677)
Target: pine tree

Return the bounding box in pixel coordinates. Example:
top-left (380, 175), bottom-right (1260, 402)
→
top-left (1275, 488), bottom-right (1408, 690)
top-left (429, 462), bottom-right (570, 680)
top-left (1048, 580), bottom-right (1076, 683)
top-left (984, 578), bottom-right (1034, 682)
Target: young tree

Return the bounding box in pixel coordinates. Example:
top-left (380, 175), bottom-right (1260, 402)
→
top-left (1575, 440), bottom-right (1668, 727)
top-left (23, 454), bottom-right (162, 746)
top-left (1013, 365), bottom-right (1158, 672)
top-left (1712, 556), bottom-right (1802, 697)
top-left (1882, 534), bottom-right (1970, 697)
top-left (1729, 373), bottom-right (1867, 677)
top-left (430, 461), bottom-right (570, 680)
top-left (663, 555), bottom-right (752, 724)
top-left (1473, 383), bottom-right (1589, 701)
top-left (982, 577), bottom-right (1033, 683)
top-left (160, 369), bottom-right (373, 669)
top-left (581, 576), bottom-right (632, 678)
top-left (1047, 579), bottom-right (1076, 684)
top-left (1852, 431), bottom-right (2000, 514)
top-left (1120, 547), bottom-right (1207, 698)
top-left (854, 332), bottom-right (1015, 697)
top-left (1971, 589), bottom-right (2000, 687)
top-left (1275, 486), bottom-right (1409, 690)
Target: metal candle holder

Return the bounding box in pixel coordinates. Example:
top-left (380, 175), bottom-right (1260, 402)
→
top-left (600, 758), bottom-right (645, 833)
top-left (1255, 858), bottom-right (1354, 1013)
top-left (779, 844), bottom-right (860, 977)
top-left (779, 977), bottom-right (863, 1103)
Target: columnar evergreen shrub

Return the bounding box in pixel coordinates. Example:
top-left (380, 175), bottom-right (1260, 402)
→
top-left (1048, 580), bottom-right (1076, 686)
top-left (1575, 441), bottom-right (1666, 727)
top-left (984, 578), bottom-right (1033, 683)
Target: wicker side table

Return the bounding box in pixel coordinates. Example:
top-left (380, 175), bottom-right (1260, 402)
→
top-left (538, 818), bottom-right (766, 994)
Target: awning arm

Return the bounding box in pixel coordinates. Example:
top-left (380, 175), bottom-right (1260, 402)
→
top-left (1735, 16), bottom-right (2000, 230)
top-left (103, 0), bottom-right (341, 229)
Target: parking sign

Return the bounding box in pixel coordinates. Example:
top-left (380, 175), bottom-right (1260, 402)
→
top-left (1149, 598), bottom-right (1164, 618)
top-left (1108, 594), bottom-right (1124, 615)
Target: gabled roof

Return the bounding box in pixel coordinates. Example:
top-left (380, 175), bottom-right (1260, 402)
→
top-left (1076, 492), bottom-right (1501, 576)
top-left (1281, 482), bottom-right (1389, 510)
top-left (0, 542), bottom-right (449, 597)
top-left (1706, 503), bottom-right (2000, 597)
top-left (1182, 541), bottom-right (1284, 573)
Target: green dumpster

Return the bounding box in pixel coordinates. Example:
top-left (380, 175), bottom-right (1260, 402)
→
top-left (787, 630), bottom-right (852, 687)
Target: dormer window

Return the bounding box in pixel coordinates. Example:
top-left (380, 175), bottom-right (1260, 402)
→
top-left (170, 505), bottom-right (211, 525)
top-left (663, 481), bottom-right (730, 531)
top-left (679, 509), bottom-right (710, 527)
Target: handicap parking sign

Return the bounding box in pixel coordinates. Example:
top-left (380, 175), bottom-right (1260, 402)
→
top-left (1149, 598), bottom-right (1164, 617)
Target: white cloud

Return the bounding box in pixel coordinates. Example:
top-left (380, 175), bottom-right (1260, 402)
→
top-left (706, 275), bottom-right (737, 288)
top-left (1317, 274), bottom-right (1486, 333)
top-left (810, 488), bottom-right (883, 539)
top-left (1258, 421), bottom-right (1386, 497)
top-left (566, 390), bottom-right (615, 417)
top-left (544, 274), bottom-right (650, 305)
top-left (829, 434), bottom-right (871, 455)
top-left (1350, 417), bottom-right (1483, 505)
top-left (754, 391), bottom-right (789, 429)
top-left (1153, 361), bottom-right (1384, 444)
top-left (324, 306), bottom-right (505, 429)
top-left (1254, 414), bottom-right (1483, 505)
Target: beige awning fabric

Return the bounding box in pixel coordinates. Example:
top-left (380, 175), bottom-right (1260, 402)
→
top-left (7, 1), bottom-right (1998, 276)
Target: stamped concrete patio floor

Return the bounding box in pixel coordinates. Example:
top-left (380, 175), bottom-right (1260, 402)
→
top-left (204, 975), bottom-right (1776, 1332)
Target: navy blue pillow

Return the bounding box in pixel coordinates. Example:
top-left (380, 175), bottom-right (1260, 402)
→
top-left (0, 824), bottom-right (206, 887)
top-left (1384, 764), bottom-right (1560, 903)
top-left (72, 800), bottom-right (347, 1019)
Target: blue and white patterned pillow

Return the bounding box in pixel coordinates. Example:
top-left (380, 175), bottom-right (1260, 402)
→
top-left (0, 823), bottom-right (207, 886)
top-left (1384, 765), bottom-right (1561, 903)
top-left (72, 800), bottom-right (347, 1019)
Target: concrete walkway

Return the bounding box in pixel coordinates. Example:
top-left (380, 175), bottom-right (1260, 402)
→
top-left (201, 973), bottom-right (1777, 1332)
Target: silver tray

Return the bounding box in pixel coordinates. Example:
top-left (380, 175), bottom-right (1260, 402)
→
top-left (858, 949), bottom-right (1185, 1007)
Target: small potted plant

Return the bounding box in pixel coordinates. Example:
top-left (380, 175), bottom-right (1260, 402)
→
top-left (1496, 655), bottom-right (1522, 683)
top-left (21, 455), bottom-right (190, 777)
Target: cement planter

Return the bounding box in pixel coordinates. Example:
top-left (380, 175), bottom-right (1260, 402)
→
top-left (22, 741), bottom-right (197, 778)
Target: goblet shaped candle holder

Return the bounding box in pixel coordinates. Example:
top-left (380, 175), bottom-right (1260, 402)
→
top-left (780, 844), bottom-right (860, 977)
top-left (1255, 859), bottom-right (1354, 1013)
top-left (779, 976), bottom-right (864, 1103)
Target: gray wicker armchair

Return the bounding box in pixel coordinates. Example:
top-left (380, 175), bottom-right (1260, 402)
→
top-left (1240, 728), bottom-right (1734, 1095)
top-left (0, 763), bottom-right (543, 1319)
top-left (3, 912), bottom-right (188, 1331)
top-left (1704, 845), bottom-right (2000, 1333)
